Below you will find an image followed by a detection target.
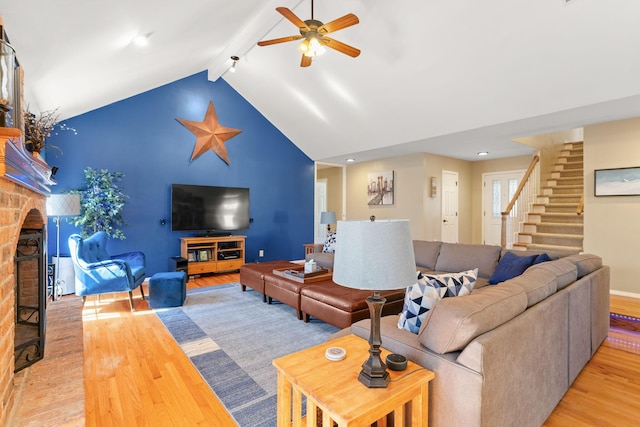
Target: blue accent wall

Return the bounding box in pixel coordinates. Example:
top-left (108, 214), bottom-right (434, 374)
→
top-left (45, 71), bottom-right (315, 275)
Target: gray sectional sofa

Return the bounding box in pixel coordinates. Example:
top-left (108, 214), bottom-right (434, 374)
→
top-left (332, 241), bottom-right (610, 427)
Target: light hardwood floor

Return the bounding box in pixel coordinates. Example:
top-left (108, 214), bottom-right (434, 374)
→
top-left (8, 275), bottom-right (640, 426)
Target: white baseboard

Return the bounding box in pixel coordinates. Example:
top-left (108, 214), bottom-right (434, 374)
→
top-left (610, 290), bottom-right (640, 299)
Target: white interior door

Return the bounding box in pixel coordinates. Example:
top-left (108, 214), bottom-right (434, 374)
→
top-left (315, 179), bottom-right (327, 243)
top-left (482, 171), bottom-right (524, 245)
top-left (441, 170), bottom-right (458, 243)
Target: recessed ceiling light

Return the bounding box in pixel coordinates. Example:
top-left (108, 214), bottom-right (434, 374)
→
top-left (477, 151), bottom-right (489, 156)
top-left (132, 33), bottom-right (151, 47)
top-left (346, 158), bottom-right (355, 163)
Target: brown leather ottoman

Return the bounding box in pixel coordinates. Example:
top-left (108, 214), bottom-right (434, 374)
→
top-left (300, 283), bottom-right (405, 329)
top-left (263, 273), bottom-right (316, 320)
top-left (239, 261), bottom-right (300, 302)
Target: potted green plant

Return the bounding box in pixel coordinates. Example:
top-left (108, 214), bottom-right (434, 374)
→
top-left (70, 167), bottom-right (128, 239)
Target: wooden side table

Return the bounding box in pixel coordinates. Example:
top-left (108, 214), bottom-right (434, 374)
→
top-left (273, 334), bottom-right (435, 427)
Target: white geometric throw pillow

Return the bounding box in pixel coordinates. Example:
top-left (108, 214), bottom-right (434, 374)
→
top-left (422, 268), bottom-right (478, 298)
top-left (397, 272), bottom-right (447, 333)
top-left (397, 268), bottom-right (478, 334)
top-left (322, 231), bottom-right (337, 253)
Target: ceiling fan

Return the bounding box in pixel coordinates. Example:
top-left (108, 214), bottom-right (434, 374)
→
top-left (257, 0), bottom-right (360, 67)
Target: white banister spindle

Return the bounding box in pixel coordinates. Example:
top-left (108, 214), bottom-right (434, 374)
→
top-left (501, 155), bottom-right (540, 249)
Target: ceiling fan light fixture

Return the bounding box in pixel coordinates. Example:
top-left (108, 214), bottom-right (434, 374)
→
top-left (258, 5), bottom-right (360, 67)
top-left (299, 37), bottom-right (326, 57)
top-left (297, 39), bottom-right (309, 54)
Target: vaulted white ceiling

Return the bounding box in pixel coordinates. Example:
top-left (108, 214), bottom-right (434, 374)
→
top-left (3, 0), bottom-right (640, 164)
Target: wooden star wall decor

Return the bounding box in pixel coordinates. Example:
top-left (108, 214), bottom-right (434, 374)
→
top-left (177, 100), bottom-right (242, 164)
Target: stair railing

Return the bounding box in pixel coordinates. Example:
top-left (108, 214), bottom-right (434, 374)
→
top-left (501, 155), bottom-right (540, 249)
top-left (577, 193), bottom-right (584, 215)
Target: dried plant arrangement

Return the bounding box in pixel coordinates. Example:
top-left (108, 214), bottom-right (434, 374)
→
top-left (23, 105), bottom-right (76, 153)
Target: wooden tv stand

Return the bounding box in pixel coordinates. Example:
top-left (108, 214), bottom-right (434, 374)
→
top-left (180, 235), bottom-right (245, 276)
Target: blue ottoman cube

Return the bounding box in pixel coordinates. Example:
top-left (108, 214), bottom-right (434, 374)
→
top-left (148, 272), bottom-right (187, 308)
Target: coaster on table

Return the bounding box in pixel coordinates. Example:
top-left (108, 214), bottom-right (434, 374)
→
top-left (325, 347), bottom-right (346, 361)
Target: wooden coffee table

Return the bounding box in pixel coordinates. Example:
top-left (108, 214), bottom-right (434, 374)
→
top-left (273, 334), bottom-right (434, 426)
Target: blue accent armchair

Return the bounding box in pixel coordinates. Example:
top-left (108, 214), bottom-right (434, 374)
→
top-left (68, 231), bottom-right (146, 310)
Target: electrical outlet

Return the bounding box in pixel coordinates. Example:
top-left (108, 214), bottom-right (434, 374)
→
top-left (259, 249), bottom-right (264, 257)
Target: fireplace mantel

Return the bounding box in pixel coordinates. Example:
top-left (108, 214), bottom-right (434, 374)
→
top-left (0, 127), bottom-right (56, 194)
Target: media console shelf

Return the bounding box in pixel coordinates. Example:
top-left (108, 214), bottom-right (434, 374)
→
top-left (180, 235), bottom-right (245, 276)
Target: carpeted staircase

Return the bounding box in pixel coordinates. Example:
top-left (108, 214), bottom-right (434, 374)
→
top-left (515, 141), bottom-right (584, 254)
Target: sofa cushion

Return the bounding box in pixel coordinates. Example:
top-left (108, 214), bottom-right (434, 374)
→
top-left (435, 243), bottom-right (501, 279)
top-left (527, 258), bottom-right (577, 290)
top-left (564, 254), bottom-right (603, 279)
top-left (413, 240), bottom-right (442, 270)
top-left (322, 231), bottom-right (337, 253)
top-left (503, 268), bottom-right (558, 307)
top-left (473, 277), bottom-right (491, 289)
top-left (398, 269), bottom-right (478, 333)
top-left (418, 284), bottom-right (527, 354)
top-left (489, 251), bottom-right (538, 284)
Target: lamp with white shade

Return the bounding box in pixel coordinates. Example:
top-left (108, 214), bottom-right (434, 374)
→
top-left (46, 194), bottom-right (80, 298)
top-left (333, 218), bottom-right (416, 388)
top-left (320, 211), bottom-right (336, 234)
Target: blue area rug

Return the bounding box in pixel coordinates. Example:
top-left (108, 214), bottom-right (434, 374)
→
top-left (155, 283), bottom-right (339, 427)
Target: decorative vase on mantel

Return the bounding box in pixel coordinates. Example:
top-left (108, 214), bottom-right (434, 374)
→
top-left (0, 39), bottom-right (16, 128)
top-left (24, 140), bottom-right (36, 153)
top-left (24, 139), bottom-right (45, 156)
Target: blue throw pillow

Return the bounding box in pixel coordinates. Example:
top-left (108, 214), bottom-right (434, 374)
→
top-left (489, 252), bottom-right (538, 284)
top-left (533, 253), bottom-right (551, 265)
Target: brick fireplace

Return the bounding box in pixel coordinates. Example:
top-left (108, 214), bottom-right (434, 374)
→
top-left (0, 129), bottom-right (52, 426)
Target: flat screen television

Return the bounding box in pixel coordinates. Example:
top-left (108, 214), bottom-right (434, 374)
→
top-left (171, 184), bottom-right (250, 233)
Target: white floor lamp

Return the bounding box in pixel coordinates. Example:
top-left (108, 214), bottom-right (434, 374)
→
top-left (46, 194), bottom-right (80, 299)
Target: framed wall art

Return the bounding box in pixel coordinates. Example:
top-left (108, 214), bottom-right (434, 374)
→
top-left (594, 166), bottom-right (640, 196)
top-left (367, 170), bottom-right (394, 205)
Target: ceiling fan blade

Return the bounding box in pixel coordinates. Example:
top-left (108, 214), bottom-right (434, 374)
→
top-left (257, 35), bottom-right (303, 46)
top-left (321, 37), bottom-right (361, 58)
top-left (300, 55), bottom-right (312, 67)
top-left (276, 7), bottom-right (310, 31)
top-left (317, 13), bottom-right (359, 34)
